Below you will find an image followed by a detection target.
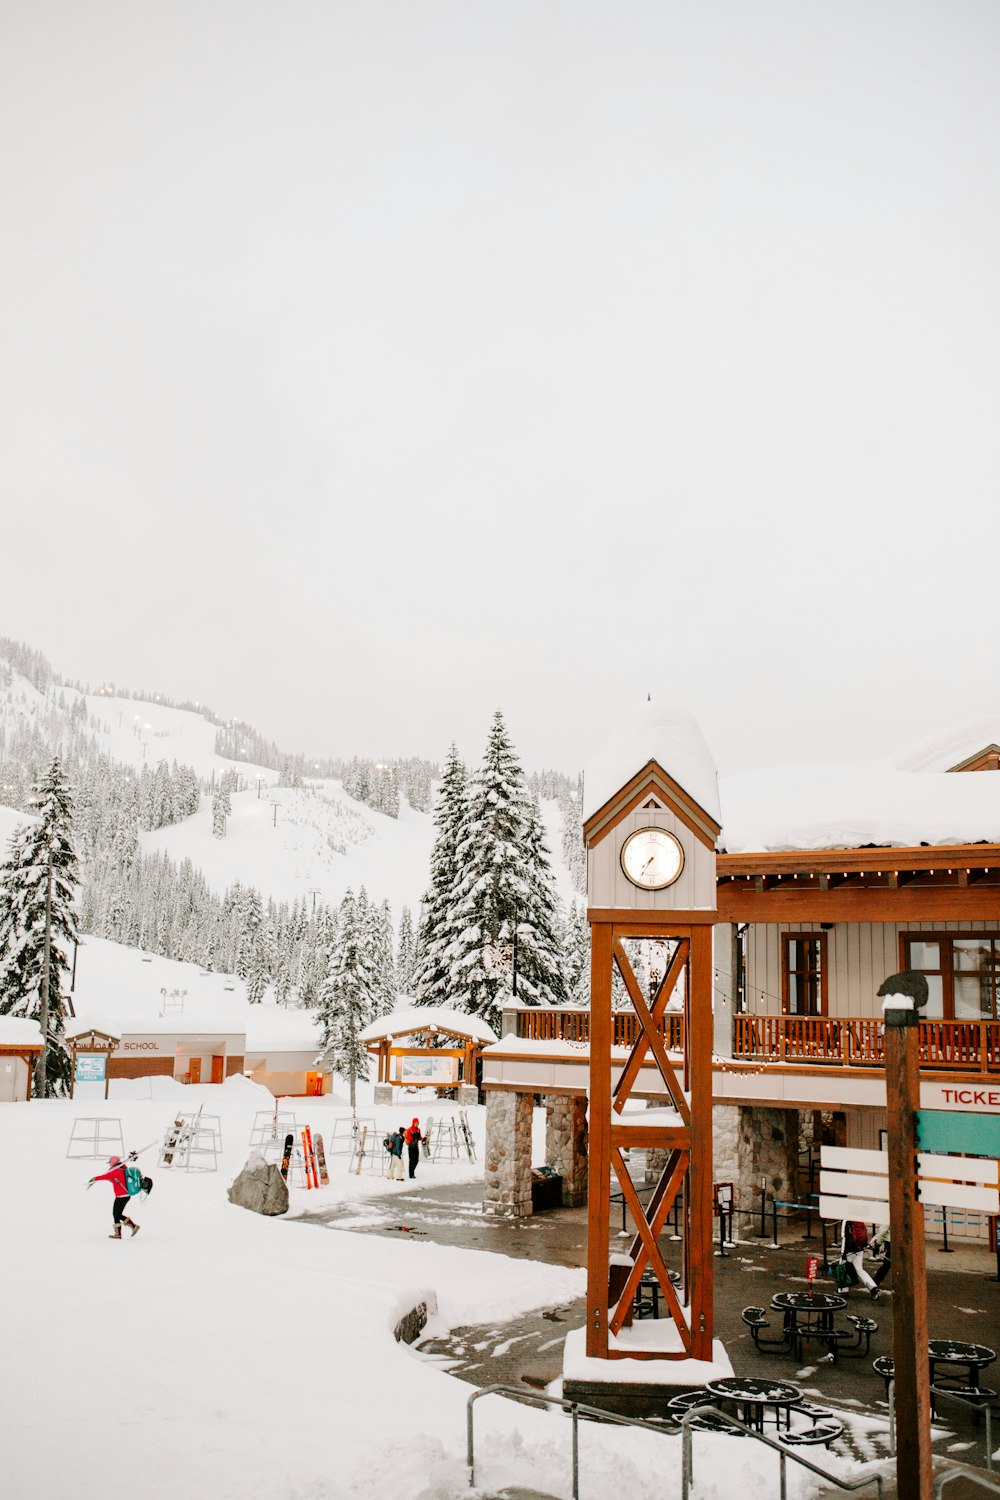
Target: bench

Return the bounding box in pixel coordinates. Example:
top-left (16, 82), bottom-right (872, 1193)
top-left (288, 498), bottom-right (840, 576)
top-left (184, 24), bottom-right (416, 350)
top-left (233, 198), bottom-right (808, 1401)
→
top-left (780, 1418), bottom-right (844, 1450)
top-left (873, 1355), bottom-right (894, 1401)
top-left (742, 1305), bottom-right (790, 1352)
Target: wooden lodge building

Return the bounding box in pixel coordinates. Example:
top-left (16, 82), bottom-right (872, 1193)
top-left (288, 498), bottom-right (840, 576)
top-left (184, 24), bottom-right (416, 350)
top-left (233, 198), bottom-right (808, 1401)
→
top-left (481, 714), bottom-right (1000, 1243)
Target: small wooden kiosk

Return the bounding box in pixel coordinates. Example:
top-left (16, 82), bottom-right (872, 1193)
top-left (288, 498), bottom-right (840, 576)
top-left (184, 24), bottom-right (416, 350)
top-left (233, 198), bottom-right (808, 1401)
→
top-left (360, 1004), bottom-right (497, 1095)
top-left (66, 1021), bottom-right (121, 1100)
top-left (0, 1019), bottom-right (44, 1102)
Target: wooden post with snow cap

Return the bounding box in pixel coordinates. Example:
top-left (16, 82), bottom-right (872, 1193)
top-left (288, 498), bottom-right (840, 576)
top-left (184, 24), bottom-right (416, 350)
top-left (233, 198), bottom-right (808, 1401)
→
top-left (878, 968), bottom-right (932, 1500)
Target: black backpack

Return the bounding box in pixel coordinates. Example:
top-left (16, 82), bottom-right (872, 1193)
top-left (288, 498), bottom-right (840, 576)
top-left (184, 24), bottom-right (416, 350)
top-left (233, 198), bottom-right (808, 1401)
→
top-left (383, 1134), bottom-right (393, 1152)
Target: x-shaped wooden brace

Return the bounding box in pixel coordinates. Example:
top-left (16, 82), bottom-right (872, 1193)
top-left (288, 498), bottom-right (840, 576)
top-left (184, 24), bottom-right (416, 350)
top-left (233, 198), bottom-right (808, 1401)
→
top-left (608, 1146), bottom-right (691, 1346)
top-left (612, 938), bottom-right (690, 1123)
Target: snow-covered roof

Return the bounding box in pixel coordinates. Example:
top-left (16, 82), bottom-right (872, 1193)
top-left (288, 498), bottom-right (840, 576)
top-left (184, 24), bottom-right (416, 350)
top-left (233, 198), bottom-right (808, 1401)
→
top-left (0, 1018), bottom-right (44, 1048)
top-left (582, 701), bottom-right (721, 826)
top-left (359, 1003), bottom-right (498, 1046)
top-left (888, 715), bottom-right (1000, 774)
top-left (66, 1015), bottom-right (122, 1041)
top-left (719, 758), bottom-right (1000, 854)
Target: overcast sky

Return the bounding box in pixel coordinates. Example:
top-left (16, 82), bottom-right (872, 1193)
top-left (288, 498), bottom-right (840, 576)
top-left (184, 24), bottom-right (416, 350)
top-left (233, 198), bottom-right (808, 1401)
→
top-left (2, 2), bottom-right (997, 776)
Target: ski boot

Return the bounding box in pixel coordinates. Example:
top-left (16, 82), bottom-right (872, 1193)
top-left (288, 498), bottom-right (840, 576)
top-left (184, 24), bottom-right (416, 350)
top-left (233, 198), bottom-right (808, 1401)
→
top-left (123, 1217), bottom-right (140, 1237)
top-left (109, 1224), bottom-right (122, 1239)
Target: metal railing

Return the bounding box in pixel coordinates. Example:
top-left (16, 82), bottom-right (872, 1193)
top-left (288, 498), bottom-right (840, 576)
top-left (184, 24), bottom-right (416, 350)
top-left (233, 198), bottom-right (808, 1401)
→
top-left (733, 1015), bottom-right (1000, 1073)
top-left (465, 1384), bottom-right (886, 1500)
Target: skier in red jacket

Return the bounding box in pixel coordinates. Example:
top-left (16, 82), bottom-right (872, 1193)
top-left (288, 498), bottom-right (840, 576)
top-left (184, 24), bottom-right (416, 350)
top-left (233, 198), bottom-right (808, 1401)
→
top-left (404, 1118), bottom-right (422, 1179)
top-left (89, 1155), bottom-right (140, 1239)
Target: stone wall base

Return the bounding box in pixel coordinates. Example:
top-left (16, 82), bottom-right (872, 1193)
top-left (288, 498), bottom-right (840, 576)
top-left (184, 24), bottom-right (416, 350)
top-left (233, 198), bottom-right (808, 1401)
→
top-left (483, 1091), bottom-right (533, 1218)
top-left (544, 1095), bottom-right (588, 1207)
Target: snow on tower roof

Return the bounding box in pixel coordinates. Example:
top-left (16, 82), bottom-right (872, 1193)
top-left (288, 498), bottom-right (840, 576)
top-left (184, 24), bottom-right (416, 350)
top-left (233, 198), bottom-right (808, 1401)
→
top-left (0, 1018), bottom-right (44, 1048)
top-left (581, 701), bottom-right (721, 827)
top-left (358, 1002), bottom-right (498, 1045)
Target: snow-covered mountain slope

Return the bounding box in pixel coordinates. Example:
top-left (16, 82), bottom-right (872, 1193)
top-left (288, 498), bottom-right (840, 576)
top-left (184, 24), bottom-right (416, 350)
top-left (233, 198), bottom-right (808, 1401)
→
top-left (67, 686), bottom-right (275, 781)
top-left (68, 935), bottom-right (320, 1049)
top-left (143, 780), bottom-right (436, 916)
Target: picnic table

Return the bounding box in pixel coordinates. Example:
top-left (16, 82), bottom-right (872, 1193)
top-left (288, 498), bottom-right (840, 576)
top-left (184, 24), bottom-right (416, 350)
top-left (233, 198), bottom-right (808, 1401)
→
top-left (770, 1291), bottom-right (846, 1354)
top-left (703, 1376), bottom-right (802, 1432)
top-left (928, 1339), bottom-right (996, 1392)
top-left (633, 1267), bottom-right (682, 1319)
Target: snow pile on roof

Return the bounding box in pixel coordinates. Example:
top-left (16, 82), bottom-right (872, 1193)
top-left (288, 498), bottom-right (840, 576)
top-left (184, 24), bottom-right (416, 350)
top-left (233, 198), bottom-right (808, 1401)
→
top-left (888, 715), bottom-right (1000, 773)
top-left (720, 758), bottom-right (1000, 853)
top-left (0, 1017), bottom-right (43, 1047)
top-left (359, 1002), bottom-right (498, 1045)
top-left (582, 701), bottom-right (721, 825)
top-left (66, 1015), bottom-right (122, 1041)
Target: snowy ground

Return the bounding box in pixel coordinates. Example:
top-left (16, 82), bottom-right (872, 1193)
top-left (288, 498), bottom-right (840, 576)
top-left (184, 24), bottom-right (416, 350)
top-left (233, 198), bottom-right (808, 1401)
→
top-left (1, 1084), bottom-right (877, 1500)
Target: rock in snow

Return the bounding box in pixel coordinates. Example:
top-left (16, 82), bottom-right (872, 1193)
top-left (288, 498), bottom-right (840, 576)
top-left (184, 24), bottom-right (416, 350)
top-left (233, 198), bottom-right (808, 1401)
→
top-left (227, 1151), bottom-right (289, 1216)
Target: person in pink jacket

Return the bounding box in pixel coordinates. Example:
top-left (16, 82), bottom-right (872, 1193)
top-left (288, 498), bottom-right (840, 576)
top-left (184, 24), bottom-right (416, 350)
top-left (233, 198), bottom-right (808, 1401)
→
top-left (89, 1155), bottom-right (140, 1239)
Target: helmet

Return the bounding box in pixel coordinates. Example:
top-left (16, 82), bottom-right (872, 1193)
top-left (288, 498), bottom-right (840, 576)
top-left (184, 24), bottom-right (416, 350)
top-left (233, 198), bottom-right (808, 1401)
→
top-left (108, 1155), bottom-right (122, 1165)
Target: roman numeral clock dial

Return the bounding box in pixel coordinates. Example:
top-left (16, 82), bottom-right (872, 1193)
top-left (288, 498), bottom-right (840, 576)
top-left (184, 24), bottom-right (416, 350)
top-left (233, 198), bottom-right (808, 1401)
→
top-left (619, 827), bottom-right (685, 890)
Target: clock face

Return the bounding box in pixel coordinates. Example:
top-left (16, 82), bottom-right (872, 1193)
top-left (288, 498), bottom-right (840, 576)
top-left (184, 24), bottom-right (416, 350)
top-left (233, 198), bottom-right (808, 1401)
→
top-left (620, 827), bottom-right (685, 890)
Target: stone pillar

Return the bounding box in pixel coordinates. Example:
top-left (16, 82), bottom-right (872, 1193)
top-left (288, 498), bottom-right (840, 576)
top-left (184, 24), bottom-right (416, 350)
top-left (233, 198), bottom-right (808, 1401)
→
top-left (736, 1105), bottom-right (800, 1226)
top-left (544, 1094), bottom-right (588, 1208)
top-left (712, 1104), bottom-right (739, 1185)
top-left (483, 1090), bottom-right (533, 1218)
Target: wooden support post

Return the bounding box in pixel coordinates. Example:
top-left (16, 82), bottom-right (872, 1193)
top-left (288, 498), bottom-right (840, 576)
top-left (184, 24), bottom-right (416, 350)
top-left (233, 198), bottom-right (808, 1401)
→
top-left (586, 921), bottom-right (613, 1358)
top-left (885, 1007), bottom-right (932, 1500)
top-left (688, 924), bottom-right (714, 1360)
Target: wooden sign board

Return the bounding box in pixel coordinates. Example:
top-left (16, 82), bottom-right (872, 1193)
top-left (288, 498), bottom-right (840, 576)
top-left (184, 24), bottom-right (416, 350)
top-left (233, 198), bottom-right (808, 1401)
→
top-left (916, 1180), bottom-right (999, 1212)
top-left (819, 1193), bottom-right (889, 1221)
top-left (820, 1145), bottom-right (888, 1173)
top-left (819, 1169), bottom-right (888, 1199)
top-left (917, 1154), bottom-right (1000, 1185)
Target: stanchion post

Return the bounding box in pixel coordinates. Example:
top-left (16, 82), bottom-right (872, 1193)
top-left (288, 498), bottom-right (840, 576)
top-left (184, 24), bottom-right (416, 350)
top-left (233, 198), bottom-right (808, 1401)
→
top-left (880, 970), bottom-right (932, 1500)
top-left (939, 1206), bottom-right (952, 1254)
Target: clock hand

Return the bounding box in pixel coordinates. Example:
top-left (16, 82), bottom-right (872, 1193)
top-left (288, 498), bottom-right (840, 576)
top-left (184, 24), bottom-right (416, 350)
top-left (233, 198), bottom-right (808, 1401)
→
top-left (642, 854), bottom-right (656, 872)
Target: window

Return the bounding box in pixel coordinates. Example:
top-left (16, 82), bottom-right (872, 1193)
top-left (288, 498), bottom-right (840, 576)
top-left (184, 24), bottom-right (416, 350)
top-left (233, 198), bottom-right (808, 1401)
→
top-left (782, 933), bottom-right (827, 1016)
top-left (902, 933), bottom-right (1000, 1021)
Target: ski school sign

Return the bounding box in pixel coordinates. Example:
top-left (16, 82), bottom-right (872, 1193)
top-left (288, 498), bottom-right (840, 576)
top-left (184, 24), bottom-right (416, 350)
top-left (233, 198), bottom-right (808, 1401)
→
top-left (121, 1036), bottom-right (176, 1057)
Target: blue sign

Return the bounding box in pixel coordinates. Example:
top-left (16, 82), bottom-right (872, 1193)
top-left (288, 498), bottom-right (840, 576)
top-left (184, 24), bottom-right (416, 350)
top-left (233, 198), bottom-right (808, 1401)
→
top-left (75, 1055), bottom-right (106, 1083)
top-left (916, 1110), bottom-right (1000, 1157)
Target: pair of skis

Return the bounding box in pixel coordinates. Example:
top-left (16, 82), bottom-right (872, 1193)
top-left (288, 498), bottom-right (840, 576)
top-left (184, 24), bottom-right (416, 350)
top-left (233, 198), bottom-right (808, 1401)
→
top-left (457, 1109), bottom-right (476, 1163)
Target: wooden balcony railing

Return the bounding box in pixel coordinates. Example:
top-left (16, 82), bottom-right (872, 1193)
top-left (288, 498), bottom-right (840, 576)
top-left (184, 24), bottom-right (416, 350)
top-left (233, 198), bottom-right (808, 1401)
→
top-left (513, 1007), bottom-right (685, 1051)
top-left (509, 1008), bottom-right (1000, 1073)
top-left (732, 1015), bottom-right (1000, 1074)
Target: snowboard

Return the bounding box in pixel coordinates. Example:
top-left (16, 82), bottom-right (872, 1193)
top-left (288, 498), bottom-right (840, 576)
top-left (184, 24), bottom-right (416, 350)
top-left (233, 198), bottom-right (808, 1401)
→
top-left (161, 1115), bottom-right (186, 1167)
top-left (354, 1125), bottom-right (367, 1175)
top-left (314, 1132), bottom-right (330, 1187)
top-left (422, 1118), bottom-right (432, 1158)
top-left (279, 1131), bottom-right (294, 1182)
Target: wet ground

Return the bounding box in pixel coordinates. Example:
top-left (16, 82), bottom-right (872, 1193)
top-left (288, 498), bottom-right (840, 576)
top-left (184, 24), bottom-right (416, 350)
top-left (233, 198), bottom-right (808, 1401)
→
top-left (299, 1179), bottom-right (1000, 1481)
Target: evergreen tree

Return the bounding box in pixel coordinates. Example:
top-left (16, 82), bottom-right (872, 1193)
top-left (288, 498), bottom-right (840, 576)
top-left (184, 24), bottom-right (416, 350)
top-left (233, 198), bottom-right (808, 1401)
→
top-left (317, 889), bottom-right (376, 1108)
top-left (368, 898), bottom-right (396, 1016)
top-left (212, 781), bottom-right (231, 838)
top-left (0, 756), bottom-right (80, 1095)
top-left (564, 900), bottom-right (591, 1005)
top-left (413, 743), bottom-right (467, 1007)
top-left (443, 712), bottom-right (567, 1033)
top-left (396, 905), bottom-right (417, 996)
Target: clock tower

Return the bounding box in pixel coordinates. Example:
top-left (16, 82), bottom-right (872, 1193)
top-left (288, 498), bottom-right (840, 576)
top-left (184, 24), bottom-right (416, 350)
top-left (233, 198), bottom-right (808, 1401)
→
top-left (581, 702), bottom-right (720, 1363)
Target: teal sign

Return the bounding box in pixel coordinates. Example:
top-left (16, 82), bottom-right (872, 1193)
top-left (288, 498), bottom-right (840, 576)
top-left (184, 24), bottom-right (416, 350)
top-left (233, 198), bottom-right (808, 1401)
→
top-left (916, 1110), bottom-right (1000, 1157)
top-left (74, 1055), bottom-right (106, 1083)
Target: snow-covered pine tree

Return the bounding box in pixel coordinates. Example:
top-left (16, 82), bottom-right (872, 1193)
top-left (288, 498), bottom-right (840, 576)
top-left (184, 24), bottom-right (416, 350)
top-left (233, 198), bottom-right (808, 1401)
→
top-left (0, 756), bottom-right (80, 1095)
top-left (563, 899), bottom-right (591, 1005)
top-left (413, 743), bottom-right (467, 1007)
top-left (396, 905), bottom-right (417, 996)
top-left (212, 780), bottom-right (231, 838)
top-left (368, 898), bottom-right (396, 1016)
top-left (443, 712), bottom-right (567, 1034)
top-left (317, 889), bottom-right (376, 1108)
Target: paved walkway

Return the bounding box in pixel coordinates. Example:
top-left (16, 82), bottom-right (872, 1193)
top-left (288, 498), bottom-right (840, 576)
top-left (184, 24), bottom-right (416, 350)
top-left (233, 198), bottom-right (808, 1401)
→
top-left (300, 1182), bottom-right (1000, 1480)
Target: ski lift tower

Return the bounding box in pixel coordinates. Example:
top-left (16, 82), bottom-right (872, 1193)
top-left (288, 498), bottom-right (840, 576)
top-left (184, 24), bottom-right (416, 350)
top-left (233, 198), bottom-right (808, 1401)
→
top-left (579, 702), bottom-right (721, 1368)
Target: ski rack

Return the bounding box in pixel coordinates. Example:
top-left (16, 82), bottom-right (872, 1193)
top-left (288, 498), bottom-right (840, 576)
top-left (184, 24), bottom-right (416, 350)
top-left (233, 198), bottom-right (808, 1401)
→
top-left (66, 1117), bottom-right (125, 1160)
top-left (347, 1117), bottom-right (379, 1175)
top-left (431, 1118), bottom-right (463, 1162)
top-left (329, 1115), bottom-right (376, 1159)
top-left (158, 1108), bottom-right (222, 1172)
top-left (249, 1109), bottom-right (298, 1162)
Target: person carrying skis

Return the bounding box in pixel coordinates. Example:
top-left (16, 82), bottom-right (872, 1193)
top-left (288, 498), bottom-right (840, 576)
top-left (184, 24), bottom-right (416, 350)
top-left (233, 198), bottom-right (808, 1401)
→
top-left (405, 1118), bottom-right (423, 1179)
top-left (89, 1155), bottom-right (140, 1239)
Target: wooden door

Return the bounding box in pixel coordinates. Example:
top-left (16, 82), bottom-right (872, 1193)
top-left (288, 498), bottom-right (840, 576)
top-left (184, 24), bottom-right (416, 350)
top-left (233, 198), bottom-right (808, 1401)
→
top-left (188, 1058), bottom-right (201, 1084)
top-left (211, 1055), bottom-right (225, 1085)
top-left (306, 1071), bottom-right (323, 1096)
